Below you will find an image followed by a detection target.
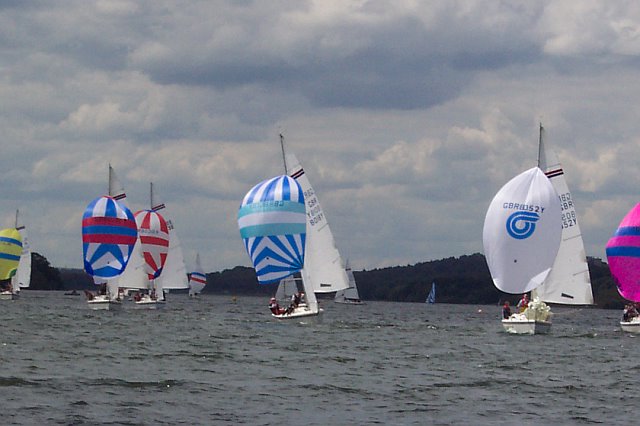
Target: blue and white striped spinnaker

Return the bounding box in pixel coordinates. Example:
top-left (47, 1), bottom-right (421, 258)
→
top-left (238, 175), bottom-right (306, 284)
top-left (82, 195), bottom-right (138, 280)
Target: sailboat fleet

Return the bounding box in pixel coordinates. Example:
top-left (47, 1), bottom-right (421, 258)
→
top-left (8, 125), bottom-right (633, 334)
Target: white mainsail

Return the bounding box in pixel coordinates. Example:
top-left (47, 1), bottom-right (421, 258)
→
top-left (11, 209), bottom-right (31, 291)
top-left (275, 275), bottom-right (299, 302)
top-left (152, 183), bottom-right (188, 293)
top-left (108, 166), bottom-right (147, 294)
top-left (335, 261), bottom-right (362, 302)
top-left (285, 152), bottom-right (349, 294)
top-left (275, 273), bottom-right (319, 314)
top-left (534, 125), bottom-right (593, 305)
top-left (482, 167), bottom-right (562, 294)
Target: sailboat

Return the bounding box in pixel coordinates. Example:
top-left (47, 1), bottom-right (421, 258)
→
top-left (0, 228), bottom-right (23, 300)
top-left (335, 261), bottom-right (364, 304)
top-left (188, 253), bottom-right (207, 297)
top-left (606, 203), bottom-right (640, 333)
top-left (132, 204), bottom-right (170, 309)
top-left (426, 282), bottom-right (436, 304)
top-left (483, 167), bottom-right (561, 334)
top-left (151, 183), bottom-right (188, 298)
top-left (533, 124), bottom-right (594, 305)
top-left (82, 195), bottom-right (137, 310)
top-left (281, 135), bottom-right (350, 298)
top-left (0, 210), bottom-right (31, 299)
top-left (238, 174), bottom-right (320, 319)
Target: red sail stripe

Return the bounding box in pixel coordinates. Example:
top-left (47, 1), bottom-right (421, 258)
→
top-left (139, 236), bottom-right (170, 247)
top-left (83, 234), bottom-right (137, 244)
top-left (83, 217), bottom-right (137, 229)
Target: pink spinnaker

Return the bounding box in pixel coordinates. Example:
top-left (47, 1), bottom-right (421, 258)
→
top-left (606, 203), bottom-right (640, 302)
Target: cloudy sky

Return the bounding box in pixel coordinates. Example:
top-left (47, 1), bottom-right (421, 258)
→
top-left (2, 0), bottom-right (640, 273)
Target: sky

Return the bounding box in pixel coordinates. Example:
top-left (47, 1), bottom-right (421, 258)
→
top-left (2, 0), bottom-right (640, 273)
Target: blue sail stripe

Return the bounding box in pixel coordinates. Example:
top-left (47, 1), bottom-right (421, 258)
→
top-left (613, 226), bottom-right (640, 237)
top-left (606, 246), bottom-right (640, 257)
top-left (240, 223), bottom-right (306, 239)
top-left (83, 225), bottom-right (138, 236)
top-left (286, 233), bottom-right (305, 263)
top-left (265, 235), bottom-right (304, 265)
top-left (251, 242), bottom-right (301, 269)
top-left (237, 201), bottom-right (306, 218)
top-left (0, 236), bottom-right (22, 247)
top-left (0, 252), bottom-right (20, 262)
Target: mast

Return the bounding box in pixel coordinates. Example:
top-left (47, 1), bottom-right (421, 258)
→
top-left (537, 123), bottom-right (544, 168)
top-left (14, 209), bottom-right (18, 229)
top-left (280, 133), bottom-right (288, 175)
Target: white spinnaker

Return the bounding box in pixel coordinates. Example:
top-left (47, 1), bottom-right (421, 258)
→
top-left (535, 126), bottom-right (593, 305)
top-left (482, 167), bottom-right (562, 294)
top-left (286, 153), bottom-right (349, 293)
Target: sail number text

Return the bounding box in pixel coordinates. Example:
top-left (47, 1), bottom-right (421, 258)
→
top-left (559, 192), bottom-right (578, 228)
top-left (304, 188), bottom-right (325, 227)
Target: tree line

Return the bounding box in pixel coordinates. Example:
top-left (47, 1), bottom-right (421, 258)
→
top-left (42, 252), bottom-right (624, 309)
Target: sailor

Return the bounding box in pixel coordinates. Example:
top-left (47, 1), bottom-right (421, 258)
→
top-left (517, 294), bottom-right (529, 312)
top-left (269, 297), bottom-right (285, 315)
top-left (502, 301), bottom-right (512, 319)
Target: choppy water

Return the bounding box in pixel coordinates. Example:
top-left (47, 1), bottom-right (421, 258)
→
top-left (0, 292), bottom-right (637, 425)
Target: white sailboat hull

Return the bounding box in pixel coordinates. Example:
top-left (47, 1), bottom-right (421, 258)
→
top-left (335, 298), bottom-right (364, 305)
top-left (620, 317), bottom-right (640, 333)
top-left (87, 295), bottom-right (122, 311)
top-left (501, 315), bottom-right (551, 335)
top-left (133, 294), bottom-right (165, 309)
top-left (271, 303), bottom-right (323, 319)
top-left (0, 291), bottom-right (16, 300)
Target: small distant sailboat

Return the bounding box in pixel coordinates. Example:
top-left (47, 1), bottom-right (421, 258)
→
top-left (606, 203), bottom-right (640, 333)
top-left (238, 174), bottom-right (320, 319)
top-left (0, 210), bottom-right (31, 300)
top-left (483, 167), bottom-right (561, 334)
top-left (0, 228), bottom-right (23, 300)
top-left (82, 195), bottom-right (137, 310)
top-left (188, 253), bottom-right (207, 297)
top-left (426, 282), bottom-right (436, 304)
top-left (335, 261), bottom-right (364, 305)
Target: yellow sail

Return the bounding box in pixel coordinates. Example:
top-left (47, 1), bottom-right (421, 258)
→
top-left (0, 228), bottom-right (22, 280)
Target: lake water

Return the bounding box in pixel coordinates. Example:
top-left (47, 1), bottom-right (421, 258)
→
top-left (0, 292), bottom-right (636, 425)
